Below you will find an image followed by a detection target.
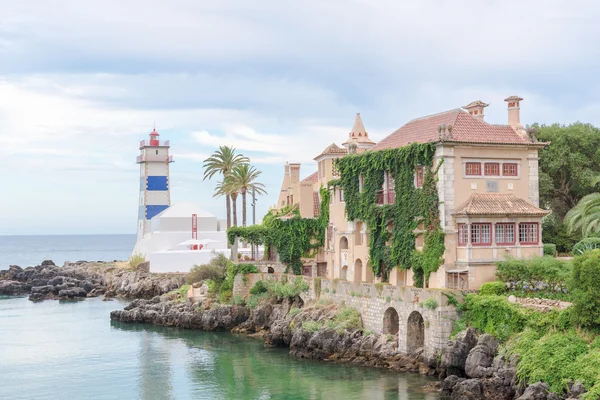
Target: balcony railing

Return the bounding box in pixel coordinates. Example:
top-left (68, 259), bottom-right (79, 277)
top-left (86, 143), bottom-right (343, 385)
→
top-left (375, 190), bottom-right (395, 205)
top-left (139, 139), bottom-right (171, 149)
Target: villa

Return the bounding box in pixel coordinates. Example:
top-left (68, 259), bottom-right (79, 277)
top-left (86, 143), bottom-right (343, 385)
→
top-left (274, 97), bottom-right (549, 289)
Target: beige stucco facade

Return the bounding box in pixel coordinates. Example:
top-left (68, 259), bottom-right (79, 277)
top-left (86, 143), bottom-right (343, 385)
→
top-left (273, 98), bottom-right (548, 289)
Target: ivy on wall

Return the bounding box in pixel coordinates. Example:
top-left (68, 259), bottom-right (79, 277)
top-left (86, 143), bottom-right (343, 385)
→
top-left (228, 187), bottom-right (331, 275)
top-left (334, 143), bottom-right (445, 287)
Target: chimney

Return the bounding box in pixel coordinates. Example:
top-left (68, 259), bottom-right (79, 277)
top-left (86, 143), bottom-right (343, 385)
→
top-left (504, 96), bottom-right (523, 129)
top-left (463, 100), bottom-right (489, 121)
top-left (289, 163), bottom-right (301, 184)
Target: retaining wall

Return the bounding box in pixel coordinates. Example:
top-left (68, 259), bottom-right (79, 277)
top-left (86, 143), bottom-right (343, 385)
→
top-left (233, 273), bottom-right (460, 357)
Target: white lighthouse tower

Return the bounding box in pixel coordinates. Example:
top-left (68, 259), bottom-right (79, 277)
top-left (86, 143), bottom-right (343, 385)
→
top-left (134, 127), bottom-right (173, 246)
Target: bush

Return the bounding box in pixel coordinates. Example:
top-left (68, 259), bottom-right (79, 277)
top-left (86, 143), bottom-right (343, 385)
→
top-left (302, 321), bottom-right (323, 333)
top-left (573, 237), bottom-right (600, 255)
top-left (496, 256), bottom-right (571, 300)
top-left (462, 294), bottom-right (528, 342)
top-left (543, 243), bottom-right (557, 257)
top-left (265, 277), bottom-right (309, 301)
top-left (128, 253), bottom-right (146, 269)
top-left (250, 280), bottom-right (268, 295)
top-left (423, 298), bottom-right (438, 310)
top-left (479, 281), bottom-right (506, 296)
top-left (185, 253), bottom-right (229, 285)
top-left (570, 249), bottom-right (600, 329)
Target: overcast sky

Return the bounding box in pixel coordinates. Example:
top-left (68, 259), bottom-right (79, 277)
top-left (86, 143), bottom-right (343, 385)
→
top-left (1, 0), bottom-right (600, 235)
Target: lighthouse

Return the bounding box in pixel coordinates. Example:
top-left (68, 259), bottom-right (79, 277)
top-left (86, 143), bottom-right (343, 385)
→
top-left (135, 127), bottom-right (173, 245)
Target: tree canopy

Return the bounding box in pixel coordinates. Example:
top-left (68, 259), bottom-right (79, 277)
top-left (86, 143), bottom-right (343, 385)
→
top-left (536, 122), bottom-right (600, 219)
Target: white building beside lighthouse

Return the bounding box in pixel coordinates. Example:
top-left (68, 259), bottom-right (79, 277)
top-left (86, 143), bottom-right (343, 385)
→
top-left (132, 128), bottom-right (230, 273)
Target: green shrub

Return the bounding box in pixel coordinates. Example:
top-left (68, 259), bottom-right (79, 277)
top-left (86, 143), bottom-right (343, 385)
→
top-left (573, 237), bottom-right (600, 255)
top-left (496, 256), bottom-right (571, 300)
top-left (219, 289), bottom-right (232, 304)
top-left (462, 294), bottom-right (528, 342)
top-left (232, 295), bottom-right (245, 305)
top-left (265, 277), bottom-right (309, 301)
top-left (570, 249), bottom-right (600, 329)
top-left (185, 253), bottom-right (229, 285)
top-left (543, 243), bottom-right (557, 257)
top-left (479, 281), bottom-right (506, 296)
top-left (246, 293), bottom-right (268, 309)
top-left (302, 321), bottom-right (323, 333)
top-left (250, 280), bottom-right (268, 295)
top-left (128, 253), bottom-right (146, 270)
top-left (178, 284), bottom-right (190, 297)
top-left (423, 298), bottom-right (438, 310)
top-left (289, 307), bottom-right (301, 317)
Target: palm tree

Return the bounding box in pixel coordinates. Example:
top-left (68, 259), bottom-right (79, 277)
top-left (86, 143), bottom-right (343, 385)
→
top-left (213, 178), bottom-right (239, 227)
top-left (229, 164), bottom-right (267, 227)
top-left (203, 146), bottom-right (249, 229)
top-left (565, 176), bottom-right (600, 236)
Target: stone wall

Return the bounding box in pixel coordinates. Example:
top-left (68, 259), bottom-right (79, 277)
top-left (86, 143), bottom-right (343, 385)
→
top-left (233, 273), bottom-right (460, 358)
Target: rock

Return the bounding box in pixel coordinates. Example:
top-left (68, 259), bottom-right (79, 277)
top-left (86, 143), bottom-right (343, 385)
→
top-left (517, 382), bottom-right (550, 400)
top-left (0, 280), bottom-right (30, 295)
top-left (569, 381), bottom-right (585, 398)
top-left (41, 260), bottom-right (55, 266)
top-left (440, 327), bottom-right (479, 377)
top-left (465, 334), bottom-right (499, 378)
top-left (508, 295), bottom-right (517, 303)
top-left (58, 287), bottom-right (87, 298)
top-left (450, 378), bottom-right (485, 399)
top-left (546, 394), bottom-right (560, 400)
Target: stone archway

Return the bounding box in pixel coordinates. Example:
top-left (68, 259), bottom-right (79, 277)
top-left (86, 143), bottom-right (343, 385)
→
top-left (383, 307), bottom-right (399, 335)
top-left (339, 236), bottom-right (349, 250)
top-left (341, 265), bottom-right (348, 280)
top-left (407, 311), bottom-right (425, 353)
top-left (354, 259), bottom-right (363, 282)
top-left (267, 267), bottom-right (274, 274)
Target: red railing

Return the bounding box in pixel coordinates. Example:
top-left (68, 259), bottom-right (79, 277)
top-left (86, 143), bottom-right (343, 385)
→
top-left (375, 190), bottom-right (395, 205)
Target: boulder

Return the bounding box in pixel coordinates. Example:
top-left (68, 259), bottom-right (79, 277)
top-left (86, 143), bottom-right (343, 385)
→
top-left (517, 382), bottom-right (550, 400)
top-left (41, 260), bottom-right (55, 266)
top-left (440, 327), bottom-right (479, 377)
top-left (58, 287), bottom-right (87, 298)
top-left (465, 334), bottom-right (499, 378)
top-left (450, 378), bottom-right (485, 400)
top-left (0, 280), bottom-right (30, 295)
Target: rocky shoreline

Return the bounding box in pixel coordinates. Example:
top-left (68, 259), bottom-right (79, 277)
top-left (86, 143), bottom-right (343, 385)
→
top-left (110, 295), bottom-right (437, 375)
top-left (0, 261), bottom-right (183, 301)
top-left (110, 293), bottom-right (589, 400)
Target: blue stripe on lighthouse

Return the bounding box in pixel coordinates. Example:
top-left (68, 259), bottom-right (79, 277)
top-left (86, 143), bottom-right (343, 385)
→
top-left (147, 176), bottom-right (168, 191)
top-left (146, 205), bottom-right (169, 220)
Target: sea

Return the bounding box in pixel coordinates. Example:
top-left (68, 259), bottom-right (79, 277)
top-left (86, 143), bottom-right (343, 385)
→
top-left (0, 235), bottom-right (438, 399)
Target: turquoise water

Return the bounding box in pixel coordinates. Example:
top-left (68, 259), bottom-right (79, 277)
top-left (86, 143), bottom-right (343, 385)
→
top-left (0, 296), bottom-right (439, 400)
top-left (0, 234), bottom-right (136, 267)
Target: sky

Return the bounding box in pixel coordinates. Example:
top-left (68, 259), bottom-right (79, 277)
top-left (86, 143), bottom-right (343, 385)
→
top-left (1, 0), bottom-right (600, 235)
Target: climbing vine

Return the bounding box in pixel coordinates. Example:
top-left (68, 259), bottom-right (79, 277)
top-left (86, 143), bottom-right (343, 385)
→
top-left (228, 187), bottom-right (331, 275)
top-left (335, 143), bottom-right (445, 287)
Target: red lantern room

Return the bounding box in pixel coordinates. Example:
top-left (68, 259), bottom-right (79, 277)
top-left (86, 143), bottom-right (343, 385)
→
top-left (149, 128), bottom-right (160, 146)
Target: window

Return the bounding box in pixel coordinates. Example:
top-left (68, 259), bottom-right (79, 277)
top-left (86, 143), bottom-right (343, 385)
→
top-left (519, 223), bottom-right (538, 244)
top-left (332, 162), bottom-right (339, 177)
top-left (465, 162), bottom-right (481, 176)
top-left (415, 166), bottom-right (424, 188)
top-left (458, 224), bottom-right (469, 245)
top-left (471, 223), bottom-right (491, 245)
top-left (484, 163), bottom-right (500, 176)
top-left (338, 189), bottom-right (344, 202)
top-left (359, 175), bottom-right (364, 193)
top-left (503, 163), bottom-right (518, 176)
top-left (495, 223), bottom-right (515, 245)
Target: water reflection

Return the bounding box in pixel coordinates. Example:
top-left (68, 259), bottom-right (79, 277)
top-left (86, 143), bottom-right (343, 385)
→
top-left (111, 321), bottom-right (439, 400)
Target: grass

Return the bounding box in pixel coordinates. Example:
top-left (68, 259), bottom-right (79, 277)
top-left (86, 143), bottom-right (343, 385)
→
top-left (128, 253), bottom-right (146, 270)
top-left (423, 298), bottom-right (438, 310)
top-left (302, 321), bottom-right (323, 333)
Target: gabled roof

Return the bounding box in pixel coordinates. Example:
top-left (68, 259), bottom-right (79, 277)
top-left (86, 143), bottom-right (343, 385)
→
top-left (313, 143), bottom-right (348, 160)
top-left (453, 194), bottom-right (550, 217)
top-left (343, 113), bottom-right (375, 145)
top-left (155, 202), bottom-right (215, 219)
top-left (371, 109), bottom-right (537, 150)
top-left (301, 171), bottom-right (318, 184)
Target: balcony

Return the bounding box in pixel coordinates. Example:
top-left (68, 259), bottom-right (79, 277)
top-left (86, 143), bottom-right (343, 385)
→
top-left (139, 139), bottom-right (171, 149)
top-left (375, 190), bottom-right (395, 205)
top-left (136, 154), bottom-right (174, 163)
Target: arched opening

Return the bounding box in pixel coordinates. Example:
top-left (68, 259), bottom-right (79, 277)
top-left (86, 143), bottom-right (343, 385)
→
top-left (341, 265), bottom-right (348, 280)
top-left (339, 236), bottom-right (349, 250)
top-left (354, 259), bottom-right (363, 282)
top-left (407, 311), bottom-right (425, 353)
top-left (383, 307), bottom-right (399, 335)
top-left (267, 267), bottom-right (274, 274)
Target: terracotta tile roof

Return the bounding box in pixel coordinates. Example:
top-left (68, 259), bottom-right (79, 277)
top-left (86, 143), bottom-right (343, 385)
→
top-left (313, 191), bottom-right (321, 217)
top-left (453, 194), bottom-right (550, 217)
top-left (301, 171), bottom-right (318, 184)
top-left (372, 109), bottom-right (535, 150)
top-left (313, 143), bottom-right (348, 160)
